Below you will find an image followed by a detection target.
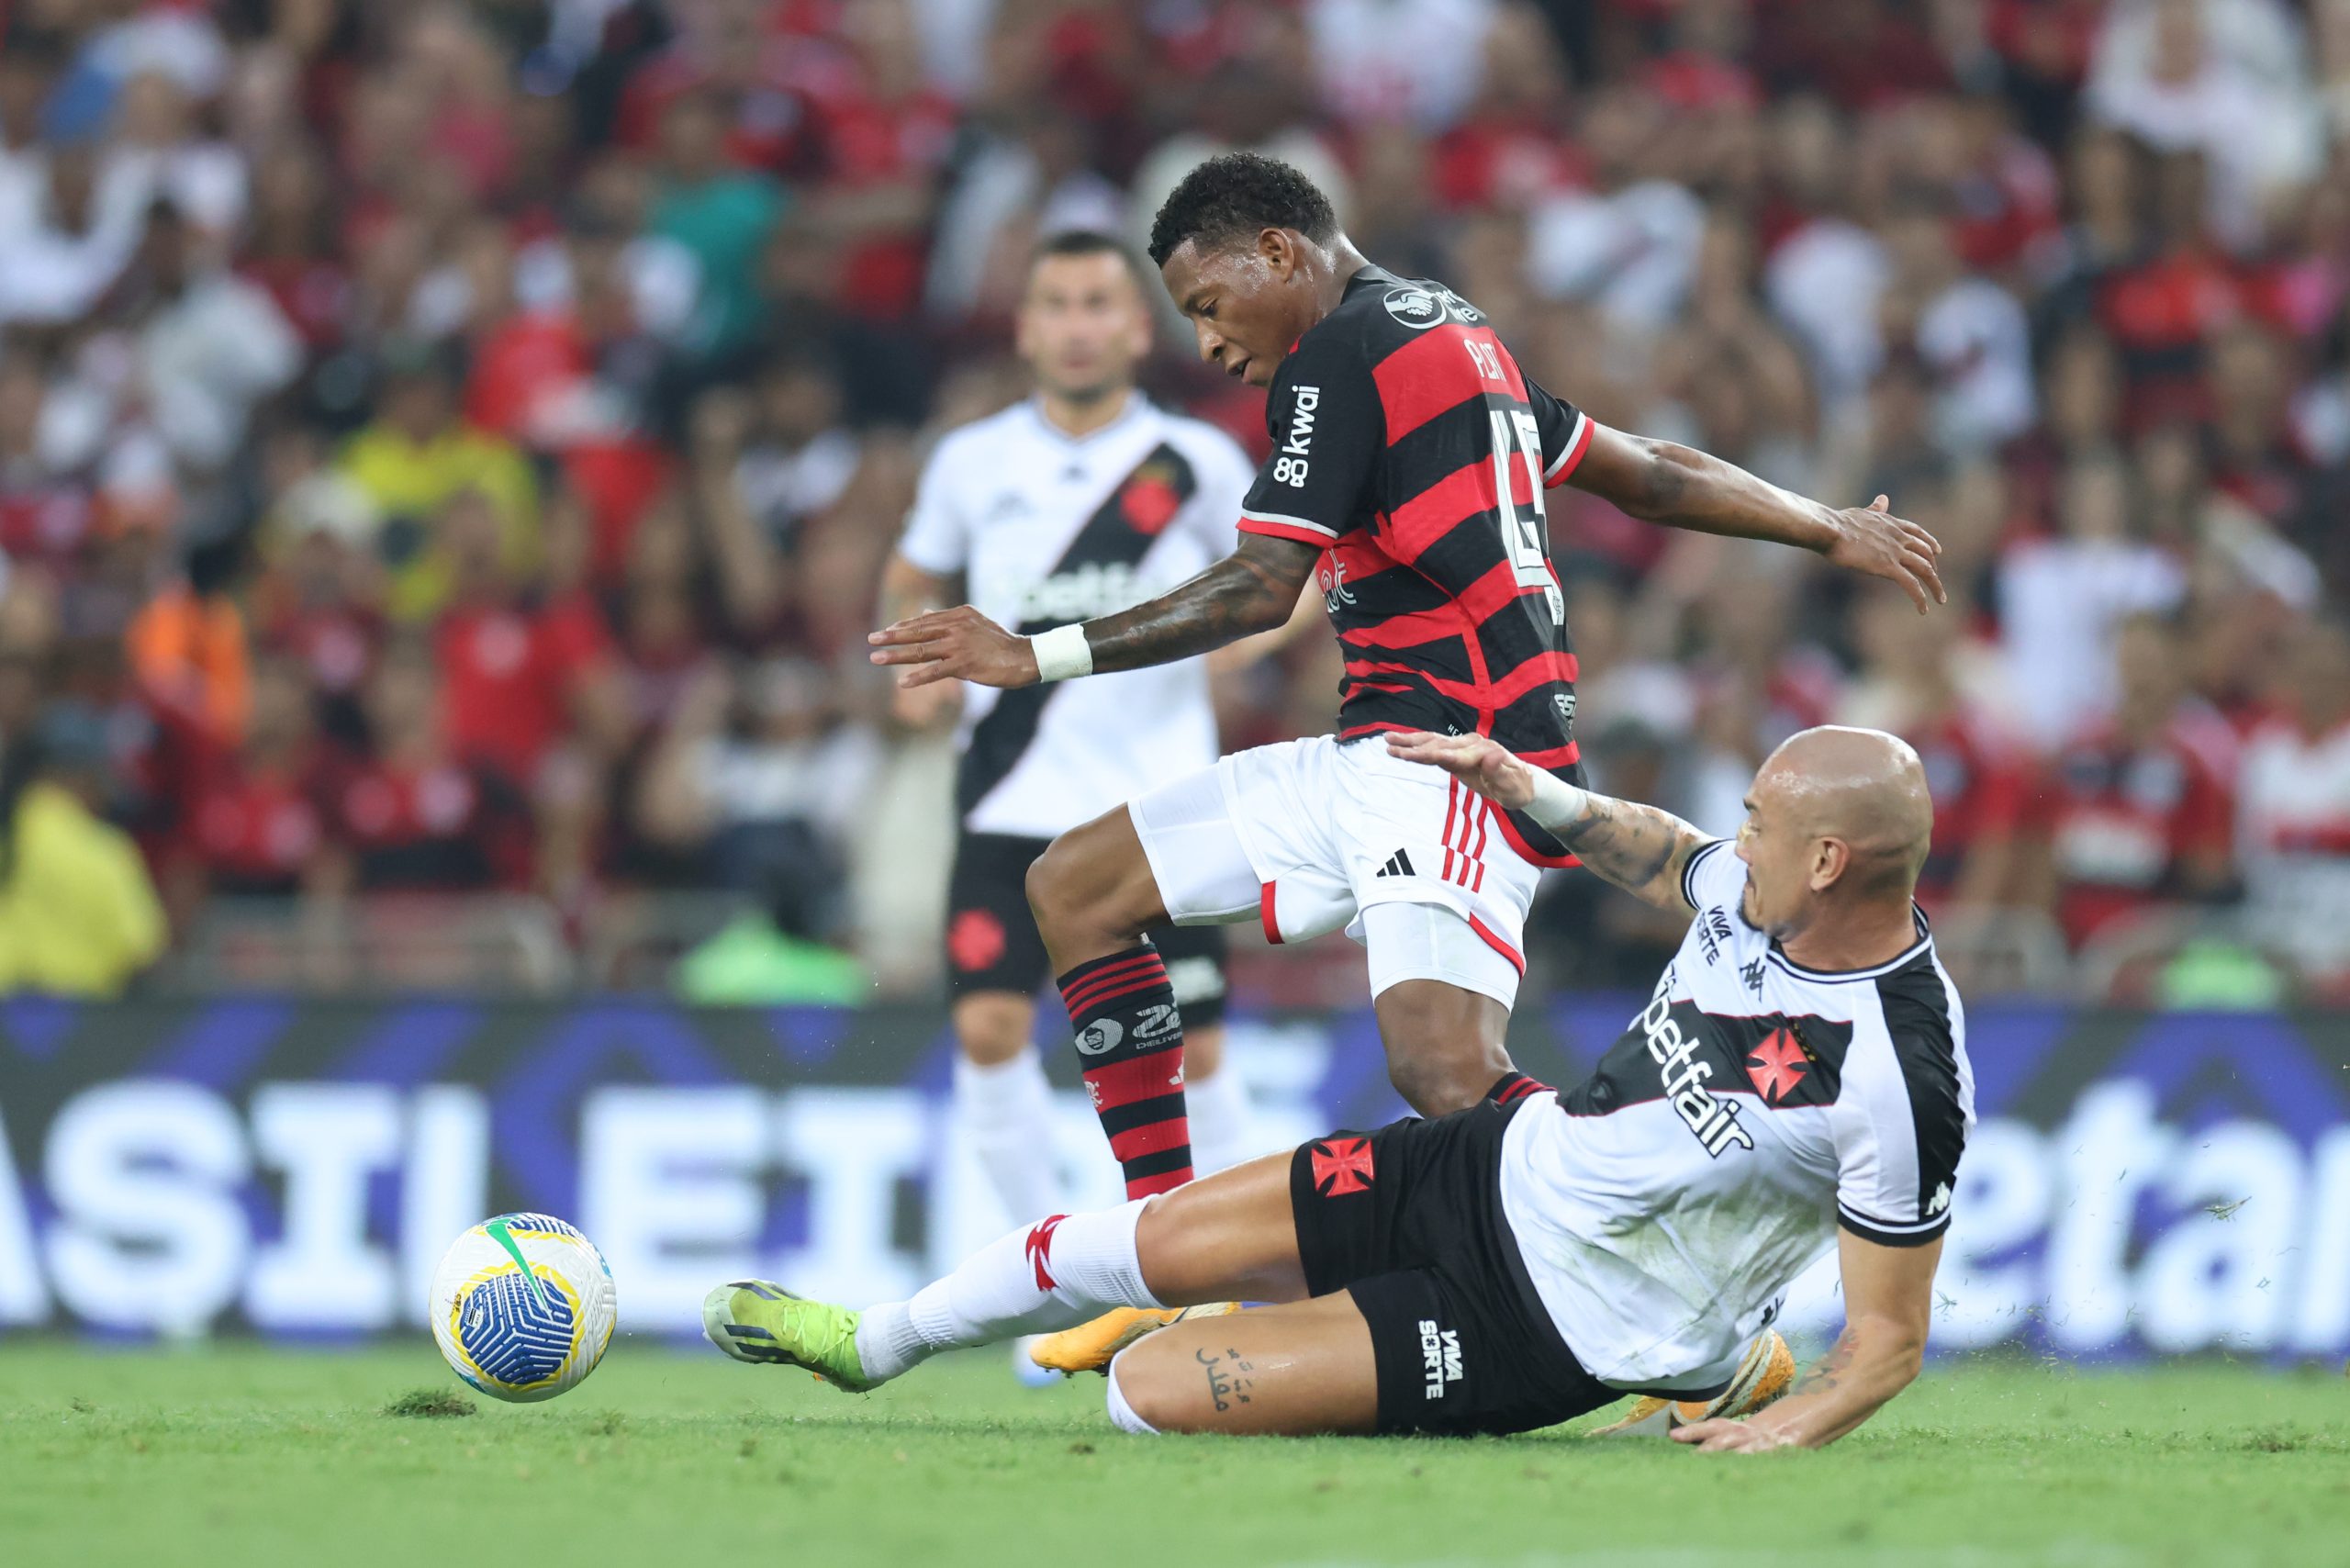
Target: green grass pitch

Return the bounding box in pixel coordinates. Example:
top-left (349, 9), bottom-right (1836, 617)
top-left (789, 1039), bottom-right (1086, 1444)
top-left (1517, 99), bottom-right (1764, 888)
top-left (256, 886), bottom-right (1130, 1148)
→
top-left (2, 1340), bottom-right (2341, 1567)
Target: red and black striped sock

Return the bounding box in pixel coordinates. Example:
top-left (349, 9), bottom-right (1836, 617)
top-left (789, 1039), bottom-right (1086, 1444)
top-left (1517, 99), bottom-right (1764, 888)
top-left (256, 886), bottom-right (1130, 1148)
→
top-left (1485, 1070), bottom-right (1552, 1106)
top-left (1058, 944), bottom-right (1191, 1199)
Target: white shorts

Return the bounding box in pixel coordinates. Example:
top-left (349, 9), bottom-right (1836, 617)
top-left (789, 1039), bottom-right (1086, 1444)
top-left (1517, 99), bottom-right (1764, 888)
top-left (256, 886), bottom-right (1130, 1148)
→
top-left (1127, 734), bottom-right (1544, 1008)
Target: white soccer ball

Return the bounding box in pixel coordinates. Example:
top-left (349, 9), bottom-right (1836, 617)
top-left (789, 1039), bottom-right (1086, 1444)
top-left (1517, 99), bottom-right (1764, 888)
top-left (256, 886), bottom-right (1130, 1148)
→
top-left (429, 1212), bottom-right (617, 1403)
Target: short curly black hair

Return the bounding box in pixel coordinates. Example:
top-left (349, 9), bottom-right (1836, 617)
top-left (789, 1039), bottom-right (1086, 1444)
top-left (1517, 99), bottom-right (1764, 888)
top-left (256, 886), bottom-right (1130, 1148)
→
top-left (1147, 152), bottom-right (1338, 269)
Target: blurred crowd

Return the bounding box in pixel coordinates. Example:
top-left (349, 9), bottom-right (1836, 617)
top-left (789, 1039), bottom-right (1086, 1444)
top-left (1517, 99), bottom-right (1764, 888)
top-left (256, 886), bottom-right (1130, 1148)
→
top-left (1, 0), bottom-right (2348, 1003)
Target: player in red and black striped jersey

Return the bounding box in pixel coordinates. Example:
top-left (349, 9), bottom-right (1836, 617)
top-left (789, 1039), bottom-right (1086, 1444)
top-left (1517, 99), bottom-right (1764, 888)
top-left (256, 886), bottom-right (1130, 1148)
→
top-left (872, 153), bottom-right (1947, 1210)
top-left (1233, 258), bottom-right (1596, 869)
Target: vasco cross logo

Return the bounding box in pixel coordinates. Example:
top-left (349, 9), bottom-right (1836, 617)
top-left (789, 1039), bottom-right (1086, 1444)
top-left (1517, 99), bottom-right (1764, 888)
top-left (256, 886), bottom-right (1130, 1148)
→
top-left (1744, 1028), bottom-right (1810, 1104)
top-left (1309, 1136), bottom-right (1376, 1196)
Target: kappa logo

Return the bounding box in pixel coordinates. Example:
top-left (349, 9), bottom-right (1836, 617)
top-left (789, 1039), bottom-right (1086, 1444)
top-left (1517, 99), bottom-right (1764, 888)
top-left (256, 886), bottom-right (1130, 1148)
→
top-left (1309, 1136), bottom-right (1376, 1196)
top-left (1383, 287), bottom-right (1448, 329)
top-left (1074, 1017), bottom-right (1124, 1056)
top-left (1928, 1181), bottom-right (1952, 1215)
top-left (1418, 1318), bottom-right (1463, 1400)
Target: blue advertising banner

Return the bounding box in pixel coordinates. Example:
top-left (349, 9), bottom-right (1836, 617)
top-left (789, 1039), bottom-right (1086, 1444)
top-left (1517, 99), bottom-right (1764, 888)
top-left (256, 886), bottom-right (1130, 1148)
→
top-left (1, 996), bottom-right (2344, 1361)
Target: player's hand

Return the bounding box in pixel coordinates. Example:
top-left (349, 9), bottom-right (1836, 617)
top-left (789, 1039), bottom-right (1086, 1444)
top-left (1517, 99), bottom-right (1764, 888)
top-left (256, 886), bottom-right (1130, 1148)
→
top-left (1670, 1417), bottom-right (1800, 1454)
top-left (1383, 731), bottom-right (1538, 810)
top-left (869, 605), bottom-right (1039, 689)
top-left (1824, 497), bottom-right (1945, 614)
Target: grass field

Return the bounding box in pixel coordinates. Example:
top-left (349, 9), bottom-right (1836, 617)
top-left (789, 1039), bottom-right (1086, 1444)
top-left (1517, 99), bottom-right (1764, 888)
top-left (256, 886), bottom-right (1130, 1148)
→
top-left (1, 1340), bottom-right (2342, 1567)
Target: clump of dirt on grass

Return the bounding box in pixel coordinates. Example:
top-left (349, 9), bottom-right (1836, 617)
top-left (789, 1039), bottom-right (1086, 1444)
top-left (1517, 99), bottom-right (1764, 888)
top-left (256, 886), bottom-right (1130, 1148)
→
top-left (384, 1388), bottom-right (477, 1418)
top-left (2241, 1426), bottom-right (2308, 1453)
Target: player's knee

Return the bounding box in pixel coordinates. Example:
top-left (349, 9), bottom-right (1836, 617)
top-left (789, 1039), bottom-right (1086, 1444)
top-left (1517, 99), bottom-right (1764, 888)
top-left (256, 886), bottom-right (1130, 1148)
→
top-left (1105, 1339), bottom-right (1199, 1434)
top-left (1024, 835), bottom-right (1087, 935)
top-left (1026, 823), bottom-right (1149, 944)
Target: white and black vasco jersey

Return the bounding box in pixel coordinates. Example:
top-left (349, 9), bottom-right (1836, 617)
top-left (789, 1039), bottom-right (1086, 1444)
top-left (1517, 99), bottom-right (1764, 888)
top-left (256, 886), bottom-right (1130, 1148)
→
top-left (898, 395), bottom-right (1254, 838)
top-left (1500, 839), bottom-right (1974, 1391)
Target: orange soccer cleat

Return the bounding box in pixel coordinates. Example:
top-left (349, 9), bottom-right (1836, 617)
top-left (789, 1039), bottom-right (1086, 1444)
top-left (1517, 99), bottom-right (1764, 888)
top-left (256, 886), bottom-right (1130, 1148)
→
top-left (1026, 1303), bottom-right (1244, 1376)
top-left (1587, 1328), bottom-right (1797, 1438)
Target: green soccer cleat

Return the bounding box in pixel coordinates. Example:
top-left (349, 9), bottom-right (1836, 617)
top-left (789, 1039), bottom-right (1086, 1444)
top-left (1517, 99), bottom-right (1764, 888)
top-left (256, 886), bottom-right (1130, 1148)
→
top-left (701, 1281), bottom-right (878, 1393)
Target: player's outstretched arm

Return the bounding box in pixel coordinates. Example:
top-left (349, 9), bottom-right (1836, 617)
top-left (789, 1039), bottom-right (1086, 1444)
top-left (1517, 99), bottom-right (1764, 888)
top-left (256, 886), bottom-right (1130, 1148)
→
top-left (1383, 732), bottom-right (1710, 913)
top-left (1568, 424), bottom-right (1947, 614)
top-left (1673, 1229), bottom-right (1942, 1453)
top-left (868, 532), bottom-right (1321, 689)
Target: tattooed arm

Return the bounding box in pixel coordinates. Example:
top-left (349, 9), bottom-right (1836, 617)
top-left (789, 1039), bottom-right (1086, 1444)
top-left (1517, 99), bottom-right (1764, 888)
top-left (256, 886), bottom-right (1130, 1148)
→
top-left (1382, 732), bottom-right (1714, 913)
top-left (1570, 422), bottom-right (1948, 614)
top-left (867, 532), bottom-right (1322, 689)
top-left (1673, 1229), bottom-right (1943, 1452)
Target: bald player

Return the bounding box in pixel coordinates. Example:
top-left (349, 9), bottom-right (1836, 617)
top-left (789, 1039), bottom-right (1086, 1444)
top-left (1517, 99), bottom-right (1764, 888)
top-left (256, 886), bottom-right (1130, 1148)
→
top-left (706, 727), bottom-right (1973, 1446)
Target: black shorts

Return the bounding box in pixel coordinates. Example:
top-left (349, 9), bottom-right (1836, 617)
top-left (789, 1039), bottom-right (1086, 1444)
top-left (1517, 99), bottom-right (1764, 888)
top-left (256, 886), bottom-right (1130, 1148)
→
top-left (1288, 1098), bottom-right (1617, 1437)
top-left (946, 832), bottom-right (1228, 1027)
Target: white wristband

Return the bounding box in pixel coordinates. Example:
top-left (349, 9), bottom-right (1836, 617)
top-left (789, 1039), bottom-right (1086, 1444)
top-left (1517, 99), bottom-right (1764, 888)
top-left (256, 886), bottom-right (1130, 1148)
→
top-left (1524, 768), bottom-right (1592, 834)
top-left (1029, 623), bottom-right (1094, 683)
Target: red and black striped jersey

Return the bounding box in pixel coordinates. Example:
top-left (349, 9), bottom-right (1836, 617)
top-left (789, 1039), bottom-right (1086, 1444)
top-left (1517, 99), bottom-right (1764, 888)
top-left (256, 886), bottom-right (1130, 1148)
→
top-left (1237, 265), bottom-right (1595, 867)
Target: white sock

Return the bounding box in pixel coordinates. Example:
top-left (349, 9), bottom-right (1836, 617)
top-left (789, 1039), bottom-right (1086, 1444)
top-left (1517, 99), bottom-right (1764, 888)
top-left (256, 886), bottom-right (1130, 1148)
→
top-left (854, 1199), bottom-right (1162, 1383)
top-left (954, 1048), bottom-right (1061, 1223)
top-left (1183, 1059), bottom-right (1262, 1176)
top-left (1104, 1350), bottom-right (1159, 1434)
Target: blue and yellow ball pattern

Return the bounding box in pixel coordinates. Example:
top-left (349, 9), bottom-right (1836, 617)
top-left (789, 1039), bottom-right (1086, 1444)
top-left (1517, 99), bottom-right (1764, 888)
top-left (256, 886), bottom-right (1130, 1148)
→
top-left (429, 1213), bottom-right (617, 1403)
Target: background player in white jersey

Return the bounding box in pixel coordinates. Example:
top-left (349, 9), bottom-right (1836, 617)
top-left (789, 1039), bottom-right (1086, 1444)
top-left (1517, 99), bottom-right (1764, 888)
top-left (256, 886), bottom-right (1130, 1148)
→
top-left (708, 725), bottom-right (1974, 1446)
top-left (879, 231), bottom-right (1276, 1246)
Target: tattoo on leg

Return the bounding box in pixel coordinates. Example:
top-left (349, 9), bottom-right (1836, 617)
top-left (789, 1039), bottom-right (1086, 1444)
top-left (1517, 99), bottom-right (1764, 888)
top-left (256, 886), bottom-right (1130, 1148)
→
top-left (1195, 1346), bottom-right (1253, 1412)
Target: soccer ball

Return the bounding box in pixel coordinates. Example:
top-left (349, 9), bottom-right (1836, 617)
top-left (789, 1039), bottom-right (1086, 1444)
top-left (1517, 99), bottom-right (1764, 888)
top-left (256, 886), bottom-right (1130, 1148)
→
top-left (429, 1213), bottom-right (617, 1403)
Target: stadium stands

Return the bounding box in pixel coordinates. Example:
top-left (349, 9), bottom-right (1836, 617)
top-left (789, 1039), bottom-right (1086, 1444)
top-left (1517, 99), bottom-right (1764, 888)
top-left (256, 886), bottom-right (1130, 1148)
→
top-left (1, 0), bottom-right (2346, 1003)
